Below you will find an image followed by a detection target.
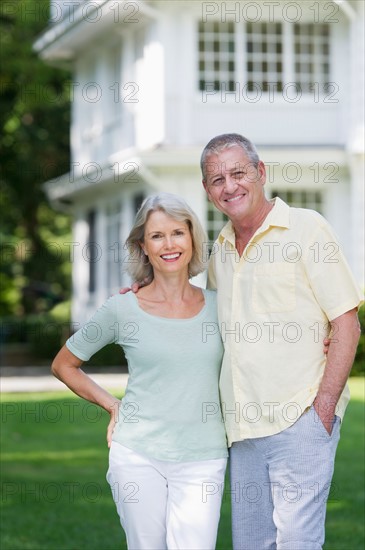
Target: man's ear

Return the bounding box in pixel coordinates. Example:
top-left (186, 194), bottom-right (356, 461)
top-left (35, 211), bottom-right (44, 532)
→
top-left (203, 179), bottom-right (212, 201)
top-left (257, 161), bottom-right (266, 186)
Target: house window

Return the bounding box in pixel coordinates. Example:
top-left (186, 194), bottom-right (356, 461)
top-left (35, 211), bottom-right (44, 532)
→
top-left (271, 190), bottom-right (323, 213)
top-left (105, 44), bottom-right (122, 125)
top-left (198, 21), bottom-right (236, 91)
top-left (106, 203), bottom-right (122, 293)
top-left (246, 22), bottom-right (283, 92)
top-left (87, 210), bottom-right (97, 293)
top-left (133, 192), bottom-right (145, 213)
top-left (81, 58), bottom-right (97, 138)
top-left (294, 24), bottom-right (330, 92)
top-left (198, 21), bottom-right (330, 95)
top-left (206, 198), bottom-right (229, 243)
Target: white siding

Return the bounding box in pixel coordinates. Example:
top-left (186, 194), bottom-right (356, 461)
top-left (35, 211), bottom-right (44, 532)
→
top-left (37, 0), bottom-right (364, 316)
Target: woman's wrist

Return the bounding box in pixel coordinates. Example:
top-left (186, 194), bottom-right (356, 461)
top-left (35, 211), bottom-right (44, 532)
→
top-left (106, 399), bottom-right (121, 416)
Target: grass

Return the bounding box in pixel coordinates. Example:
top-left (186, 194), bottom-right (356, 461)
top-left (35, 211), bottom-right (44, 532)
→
top-left (1, 379), bottom-right (364, 550)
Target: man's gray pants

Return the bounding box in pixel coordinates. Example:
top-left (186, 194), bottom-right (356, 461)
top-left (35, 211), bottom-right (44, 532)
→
top-left (229, 405), bottom-right (341, 550)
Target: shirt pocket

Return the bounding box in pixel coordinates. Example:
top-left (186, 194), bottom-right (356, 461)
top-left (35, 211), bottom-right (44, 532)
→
top-left (252, 262), bottom-right (296, 313)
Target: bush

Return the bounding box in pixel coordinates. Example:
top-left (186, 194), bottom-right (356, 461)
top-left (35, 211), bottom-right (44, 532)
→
top-left (1, 301), bottom-right (126, 367)
top-left (352, 305), bottom-right (365, 376)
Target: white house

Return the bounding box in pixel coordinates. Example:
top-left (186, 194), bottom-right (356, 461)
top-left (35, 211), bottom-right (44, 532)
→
top-left (34, 0), bottom-right (364, 324)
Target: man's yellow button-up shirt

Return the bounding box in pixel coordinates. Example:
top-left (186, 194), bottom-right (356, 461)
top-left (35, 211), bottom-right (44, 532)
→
top-left (208, 198), bottom-right (363, 446)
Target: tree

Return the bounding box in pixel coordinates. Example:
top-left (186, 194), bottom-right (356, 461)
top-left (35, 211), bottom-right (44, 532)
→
top-left (1, 0), bottom-right (71, 316)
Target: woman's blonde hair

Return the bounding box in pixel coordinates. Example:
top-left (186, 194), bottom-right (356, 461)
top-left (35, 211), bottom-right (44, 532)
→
top-left (125, 193), bottom-right (207, 283)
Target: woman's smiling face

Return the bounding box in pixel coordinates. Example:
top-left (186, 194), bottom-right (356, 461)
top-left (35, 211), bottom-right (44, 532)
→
top-left (141, 210), bottom-right (193, 277)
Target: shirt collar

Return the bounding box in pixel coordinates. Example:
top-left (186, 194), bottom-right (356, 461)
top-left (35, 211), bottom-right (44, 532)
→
top-left (218, 197), bottom-right (290, 245)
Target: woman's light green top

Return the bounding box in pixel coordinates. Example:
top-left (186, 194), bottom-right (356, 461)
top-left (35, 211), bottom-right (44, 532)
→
top-left (66, 289), bottom-right (228, 461)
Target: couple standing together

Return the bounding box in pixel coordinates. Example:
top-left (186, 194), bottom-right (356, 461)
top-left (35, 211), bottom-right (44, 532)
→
top-left (52, 133), bottom-right (362, 550)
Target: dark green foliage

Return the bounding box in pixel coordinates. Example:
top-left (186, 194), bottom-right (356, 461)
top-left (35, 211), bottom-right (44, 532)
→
top-left (1, 310), bottom-right (126, 367)
top-left (1, 0), bottom-right (71, 316)
top-left (352, 306), bottom-right (365, 376)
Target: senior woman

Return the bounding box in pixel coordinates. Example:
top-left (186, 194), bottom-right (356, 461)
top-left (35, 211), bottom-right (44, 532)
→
top-left (51, 193), bottom-right (228, 550)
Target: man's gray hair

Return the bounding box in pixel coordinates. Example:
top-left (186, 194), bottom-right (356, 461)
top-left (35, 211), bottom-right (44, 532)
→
top-left (200, 133), bottom-right (260, 180)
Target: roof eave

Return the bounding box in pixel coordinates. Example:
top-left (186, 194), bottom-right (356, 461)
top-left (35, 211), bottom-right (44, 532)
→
top-left (33, 0), bottom-right (159, 65)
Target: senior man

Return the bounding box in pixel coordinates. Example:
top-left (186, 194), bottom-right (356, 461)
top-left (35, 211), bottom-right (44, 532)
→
top-left (202, 133), bottom-right (362, 550)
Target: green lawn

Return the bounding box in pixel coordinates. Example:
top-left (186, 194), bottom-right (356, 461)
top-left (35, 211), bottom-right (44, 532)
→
top-left (1, 379), bottom-right (364, 550)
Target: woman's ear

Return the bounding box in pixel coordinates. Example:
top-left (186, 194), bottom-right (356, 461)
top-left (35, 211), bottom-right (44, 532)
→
top-left (139, 242), bottom-right (147, 256)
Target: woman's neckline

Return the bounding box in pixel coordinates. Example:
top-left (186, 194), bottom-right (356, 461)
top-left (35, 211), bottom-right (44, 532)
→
top-left (129, 288), bottom-right (207, 321)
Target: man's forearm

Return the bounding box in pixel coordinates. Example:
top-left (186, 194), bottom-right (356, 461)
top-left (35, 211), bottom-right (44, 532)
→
top-left (314, 308), bottom-right (361, 431)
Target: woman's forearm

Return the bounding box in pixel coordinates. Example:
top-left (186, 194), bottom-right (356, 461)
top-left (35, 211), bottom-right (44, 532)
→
top-left (52, 345), bottom-right (120, 413)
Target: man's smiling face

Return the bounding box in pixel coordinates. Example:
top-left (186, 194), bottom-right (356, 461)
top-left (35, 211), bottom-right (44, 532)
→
top-left (203, 145), bottom-right (267, 225)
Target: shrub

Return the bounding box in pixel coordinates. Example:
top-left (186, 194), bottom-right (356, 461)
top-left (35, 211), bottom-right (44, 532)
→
top-left (1, 301), bottom-right (126, 367)
top-left (352, 305), bottom-right (365, 376)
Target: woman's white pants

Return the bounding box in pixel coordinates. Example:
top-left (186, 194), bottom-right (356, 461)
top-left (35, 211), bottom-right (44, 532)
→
top-left (106, 442), bottom-right (227, 550)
